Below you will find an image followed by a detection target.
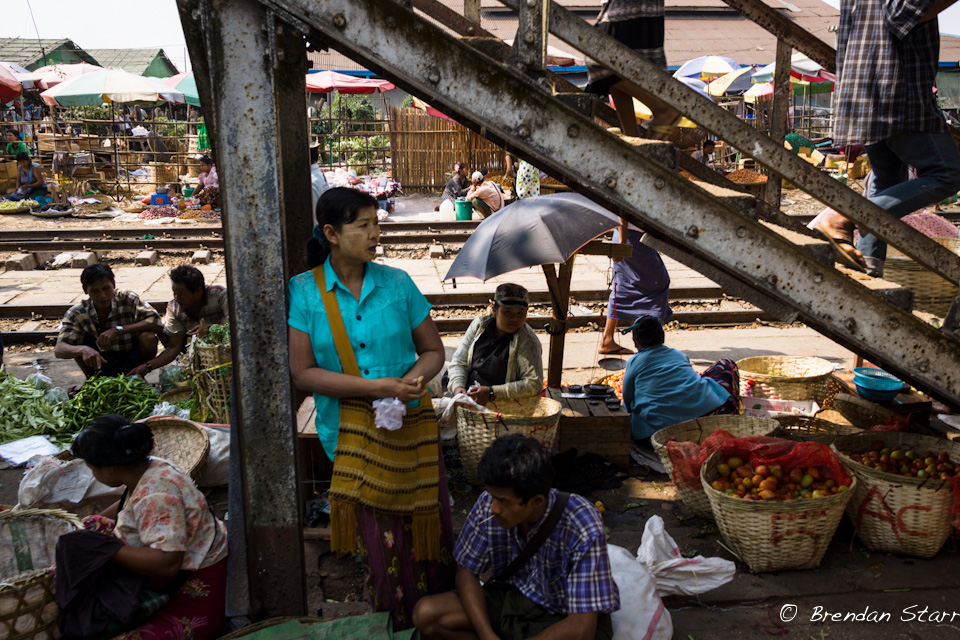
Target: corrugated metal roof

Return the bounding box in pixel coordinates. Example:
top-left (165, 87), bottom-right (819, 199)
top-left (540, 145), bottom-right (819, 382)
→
top-left (0, 38), bottom-right (98, 68)
top-left (86, 48), bottom-right (179, 77)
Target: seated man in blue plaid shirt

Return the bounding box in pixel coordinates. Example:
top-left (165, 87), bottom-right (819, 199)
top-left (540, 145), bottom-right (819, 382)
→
top-left (413, 435), bottom-right (619, 640)
top-left (55, 263), bottom-right (162, 378)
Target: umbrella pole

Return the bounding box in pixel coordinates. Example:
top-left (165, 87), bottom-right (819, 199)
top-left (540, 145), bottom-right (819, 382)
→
top-left (542, 255), bottom-right (575, 388)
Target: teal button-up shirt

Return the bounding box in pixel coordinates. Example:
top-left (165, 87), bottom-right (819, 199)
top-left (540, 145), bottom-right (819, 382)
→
top-left (288, 257), bottom-right (432, 459)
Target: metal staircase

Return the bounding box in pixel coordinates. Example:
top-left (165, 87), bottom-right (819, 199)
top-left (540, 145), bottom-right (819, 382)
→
top-left (174, 0), bottom-right (960, 616)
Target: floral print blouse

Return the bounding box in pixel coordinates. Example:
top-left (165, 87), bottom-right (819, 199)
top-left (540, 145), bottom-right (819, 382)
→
top-left (115, 459), bottom-right (228, 571)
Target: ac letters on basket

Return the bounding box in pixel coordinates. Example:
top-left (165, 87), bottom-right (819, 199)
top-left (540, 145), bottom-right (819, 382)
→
top-left (855, 486), bottom-right (933, 544)
top-left (769, 511), bottom-right (826, 570)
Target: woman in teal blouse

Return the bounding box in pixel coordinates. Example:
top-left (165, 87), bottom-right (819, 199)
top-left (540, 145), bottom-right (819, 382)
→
top-left (287, 187), bottom-right (454, 627)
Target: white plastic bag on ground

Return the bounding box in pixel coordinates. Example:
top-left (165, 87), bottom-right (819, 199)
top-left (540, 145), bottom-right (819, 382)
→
top-left (0, 436), bottom-right (60, 467)
top-left (197, 425), bottom-right (230, 488)
top-left (609, 515), bottom-right (736, 640)
top-left (18, 455), bottom-right (122, 510)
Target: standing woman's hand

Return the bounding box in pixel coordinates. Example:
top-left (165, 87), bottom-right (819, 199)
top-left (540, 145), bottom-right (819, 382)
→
top-left (377, 377), bottom-right (426, 402)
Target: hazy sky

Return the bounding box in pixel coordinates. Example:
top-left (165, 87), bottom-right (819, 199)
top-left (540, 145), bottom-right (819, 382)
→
top-left (3, 0), bottom-right (960, 73)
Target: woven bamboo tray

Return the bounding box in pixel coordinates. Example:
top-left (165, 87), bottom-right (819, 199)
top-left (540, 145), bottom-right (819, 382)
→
top-left (885, 237), bottom-right (960, 316)
top-left (142, 416), bottom-right (210, 481)
top-left (158, 386), bottom-right (192, 405)
top-left (1, 508), bottom-right (82, 640)
top-left (737, 356), bottom-right (835, 402)
top-left (773, 415), bottom-right (863, 445)
top-left (0, 203), bottom-right (35, 215)
top-left (73, 194), bottom-right (115, 217)
top-left (832, 432), bottom-right (960, 558)
top-left (831, 393), bottom-right (896, 430)
top-left (456, 397), bottom-right (562, 485)
top-left (701, 450), bottom-right (856, 572)
top-left (650, 415), bottom-right (778, 519)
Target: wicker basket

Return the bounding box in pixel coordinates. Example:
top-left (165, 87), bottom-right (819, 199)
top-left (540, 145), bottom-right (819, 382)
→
top-left (831, 393), bottom-right (896, 430)
top-left (0, 203), bottom-right (34, 215)
top-left (456, 398), bottom-right (562, 485)
top-left (701, 451), bottom-right (856, 572)
top-left (737, 356), bottom-right (835, 402)
top-left (192, 342), bottom-right (231, 424)
top-left (0, 509), bottom-right (82, 640)
top-left (885, 237), bottom-right (960, 316)
top-left (773, 415), bottom-right (863, 445)
top-left (832, 432), bottom-right (960, 558)
top-left (158, 386), bottom-right (192, 405)
top-left (650, 415), bottom-right (779, 519)
top-left (148, 162), bottom-right (179, 185)
top-left (141, 417), bottom-right (210, 481)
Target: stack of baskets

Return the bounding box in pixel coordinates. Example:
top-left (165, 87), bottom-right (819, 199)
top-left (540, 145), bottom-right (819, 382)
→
top-left (700, 450), bottom-right (857, 572)
top-left (832, 432), bottom-right (960, 558)
top-left (192, 340), bottom-right (232, 424)
top-left (456, 397), bottom-right (562, 485)
top-left (650, 415), bottom-right (779, 519)
top-left (885, 237), bottom-right (960, 316)
top-left (0, 509), bottom-right (81, 640)
top-left (773, 415), bottom-right (863, 445)
top-left (737, 356), bottom-right (835, 404)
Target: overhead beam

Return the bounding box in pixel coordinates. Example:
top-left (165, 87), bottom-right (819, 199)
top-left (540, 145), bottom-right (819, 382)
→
top-left (268, 0), bottom-right (960, 406)
top-left (496, 0), bottom-right (960, 287)
top-left (177, 0), bottom-right (306, 618)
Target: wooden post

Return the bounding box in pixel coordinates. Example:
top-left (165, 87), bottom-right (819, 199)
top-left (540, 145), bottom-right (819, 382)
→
top-left (543, 255), bottom-right (575, 388)
top-left (765, 39), bottom-right (791, 208)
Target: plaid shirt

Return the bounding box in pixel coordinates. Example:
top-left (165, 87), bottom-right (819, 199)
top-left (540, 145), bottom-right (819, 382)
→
top-left (163, 285), bottom-right (229, 336)
top-left (834, 0), bottom-right (947, 146)
top-left (58, 290), bottom-right (160, 352)
top-left (455, 490), bottom-right (620, 615)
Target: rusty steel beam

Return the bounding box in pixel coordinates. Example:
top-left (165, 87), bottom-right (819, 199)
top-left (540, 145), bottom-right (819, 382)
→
top-left (412, 0), bottom-right (492, 36)
top-left (176, 0), bottom-right (306, 619)
top-left (265, 0), bottom-right (960, 406)
top-left (765, 40), bottom-right (792, 208)
top-left (510, 0), bottom-right (549, 71)
top-left (717, 0), bottom-right (836, 73)
top-left (497, 0), bottom-right (960, 286)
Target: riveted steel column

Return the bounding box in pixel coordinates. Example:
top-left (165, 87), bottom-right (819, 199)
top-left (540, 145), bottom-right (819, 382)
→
top-left (463, 0), bottom-right (481, 23)
top-left (267, 0), bottom-right (960, 406)
top-left (765, 40), bottom-right (792, 208)
top-left (176, 0), bottom-right (306, 618)
top-left (510, 0), bottom-right (549, 71)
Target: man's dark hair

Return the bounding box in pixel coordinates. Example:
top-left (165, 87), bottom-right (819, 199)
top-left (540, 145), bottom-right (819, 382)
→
top-left (169, 264), bottom-right (205, 293)
top-left (15, 151), bottom-right (29, 162)
top-left (81, 262), bottom-right (115, 290)
top-left (631, 315), bottom-right (665, 349)
top-left (72, 414), bottom-right (154, 467)
top-left (477, 435), bottom-right (554, 502)
top-left (703, 139), bottom-right (716, 149)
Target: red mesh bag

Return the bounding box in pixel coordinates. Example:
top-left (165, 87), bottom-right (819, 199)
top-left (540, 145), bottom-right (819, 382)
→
top-left (869, 415), bottom-right (911, 432)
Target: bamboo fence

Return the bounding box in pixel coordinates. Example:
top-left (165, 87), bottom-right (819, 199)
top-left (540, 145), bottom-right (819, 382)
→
top-left (389, 107), bottom-right (506, 191)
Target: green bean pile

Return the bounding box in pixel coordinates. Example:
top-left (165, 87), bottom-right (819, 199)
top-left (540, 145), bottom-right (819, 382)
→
top-left (0, 369), bottom-right (66, 443)
top-left (63, 375), bottom-right (160, 434)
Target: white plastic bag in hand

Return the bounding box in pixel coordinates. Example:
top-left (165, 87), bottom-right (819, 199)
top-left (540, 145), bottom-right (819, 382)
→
top-left (373, 397), bottom-right (406, 431)
top-left (637, 515), bottom-right (736, 597)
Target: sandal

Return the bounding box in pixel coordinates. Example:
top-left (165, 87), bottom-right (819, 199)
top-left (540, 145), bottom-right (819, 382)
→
top-left (599, 345), bottom-right (635, 355)
top-left (813, 226), bottom-right (867, 272)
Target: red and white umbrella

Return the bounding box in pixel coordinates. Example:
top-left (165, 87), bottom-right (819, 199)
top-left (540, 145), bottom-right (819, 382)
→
top-left (0, 65), bottom-right (22, 103)
top-left (305, 71), bottom-right (395, 94)
top-left (32, 62), bottom-right (104, 90)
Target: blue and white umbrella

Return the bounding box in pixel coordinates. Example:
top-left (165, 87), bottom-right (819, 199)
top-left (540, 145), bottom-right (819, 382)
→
top-left (673, 56), bottom-right (740, 80)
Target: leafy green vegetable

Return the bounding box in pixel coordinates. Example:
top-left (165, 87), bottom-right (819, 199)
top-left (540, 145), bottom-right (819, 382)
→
top-left (63, 375), bottom-right (160, 434)
top-left (202, 323), bottom-right (231, 345)
top-left (0, 368), bottom-right (67, 443)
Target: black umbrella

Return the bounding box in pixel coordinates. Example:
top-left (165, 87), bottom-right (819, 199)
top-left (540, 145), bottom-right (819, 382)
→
top-left (443, 193), bottom-right (622, 281)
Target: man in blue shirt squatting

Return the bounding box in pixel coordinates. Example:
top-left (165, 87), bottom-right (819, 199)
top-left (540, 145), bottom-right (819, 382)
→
top-left (413, 435), bottom-right (619, 640)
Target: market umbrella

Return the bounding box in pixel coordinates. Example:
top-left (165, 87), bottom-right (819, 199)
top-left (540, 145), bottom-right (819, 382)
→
top-left (443, 193), bottom-right (622, 281)
top-left (751, 52), bottom-right (836, 83)
top-left (0, 65), bottom-right (21, 104)
top-left (163, 72), bottom-right (200, 106)
top-left (411, 96), bottom-right (458, 123)
top-left (708, 66), bottom-right (759, 96)
top-left (40, 69), bottom-right (185, 106)
top-left (673, 56), bottom-right (740, 80)
top-left (32, 62), bottom-right (103, 90)
top-left (305, 70), bottom-right (395, 94)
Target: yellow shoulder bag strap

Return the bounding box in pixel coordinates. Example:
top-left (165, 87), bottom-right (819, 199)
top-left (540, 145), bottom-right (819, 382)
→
top-left (311, 266), bottom-right (361, 377)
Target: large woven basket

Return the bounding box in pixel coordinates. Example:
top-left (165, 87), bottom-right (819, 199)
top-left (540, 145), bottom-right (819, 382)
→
top-left (1, 509), bottom-right (82, 640)
top-left (830, 393), bottom-right (896, 430)
top-left (158, 387), bottom-right (192, 405)
top-left (885, 237), bottom-right (960, 316)
top-left (456, 398), bottom-right (562, 485)
top-left (142, 417), bottom-right (210, 481)
top-left (832, 432), bottom-right (960, 558)
top-left (701, 451), bottom-right (856, 572)
top-left (650, 415), bottom-right (779, 519)
top-left (192, 342), bottom-right (231, 424)
top-left (773, 415), bottom-right (864, 445)
top-left (737, 356), bottom-right (835, 402)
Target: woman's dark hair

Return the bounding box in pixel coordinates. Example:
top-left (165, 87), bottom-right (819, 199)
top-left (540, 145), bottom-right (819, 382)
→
top-left (6, 130), bottom-right (19, 140)
top-left (306, 187), bottom-right (379, 268)
top-left (71, 414), bottom-right (154, 467)
top-left (477, 435), bottom-right (554, 503)
top-left (15, 151), bottom-right (29, 163)
top-left (199, 155), bottom-right (213, 167)
top-left (630, 315), bottom-right (665, 349)
top-left (81, 262), bottom-right (115, 289)
top-left (169, 264), bottom-right (205, 293)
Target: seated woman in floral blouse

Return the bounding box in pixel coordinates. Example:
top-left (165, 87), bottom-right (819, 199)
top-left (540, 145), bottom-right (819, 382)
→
top-left (70, 414), bottom-right (228, 640)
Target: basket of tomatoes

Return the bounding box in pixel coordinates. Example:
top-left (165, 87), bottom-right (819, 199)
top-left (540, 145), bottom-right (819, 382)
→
top-left (651, 416), bottom-right (779, 519)
top-left (832, 432), bottom-right (960, 558)
top-left (700, 442), bottom-right (856, 572)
